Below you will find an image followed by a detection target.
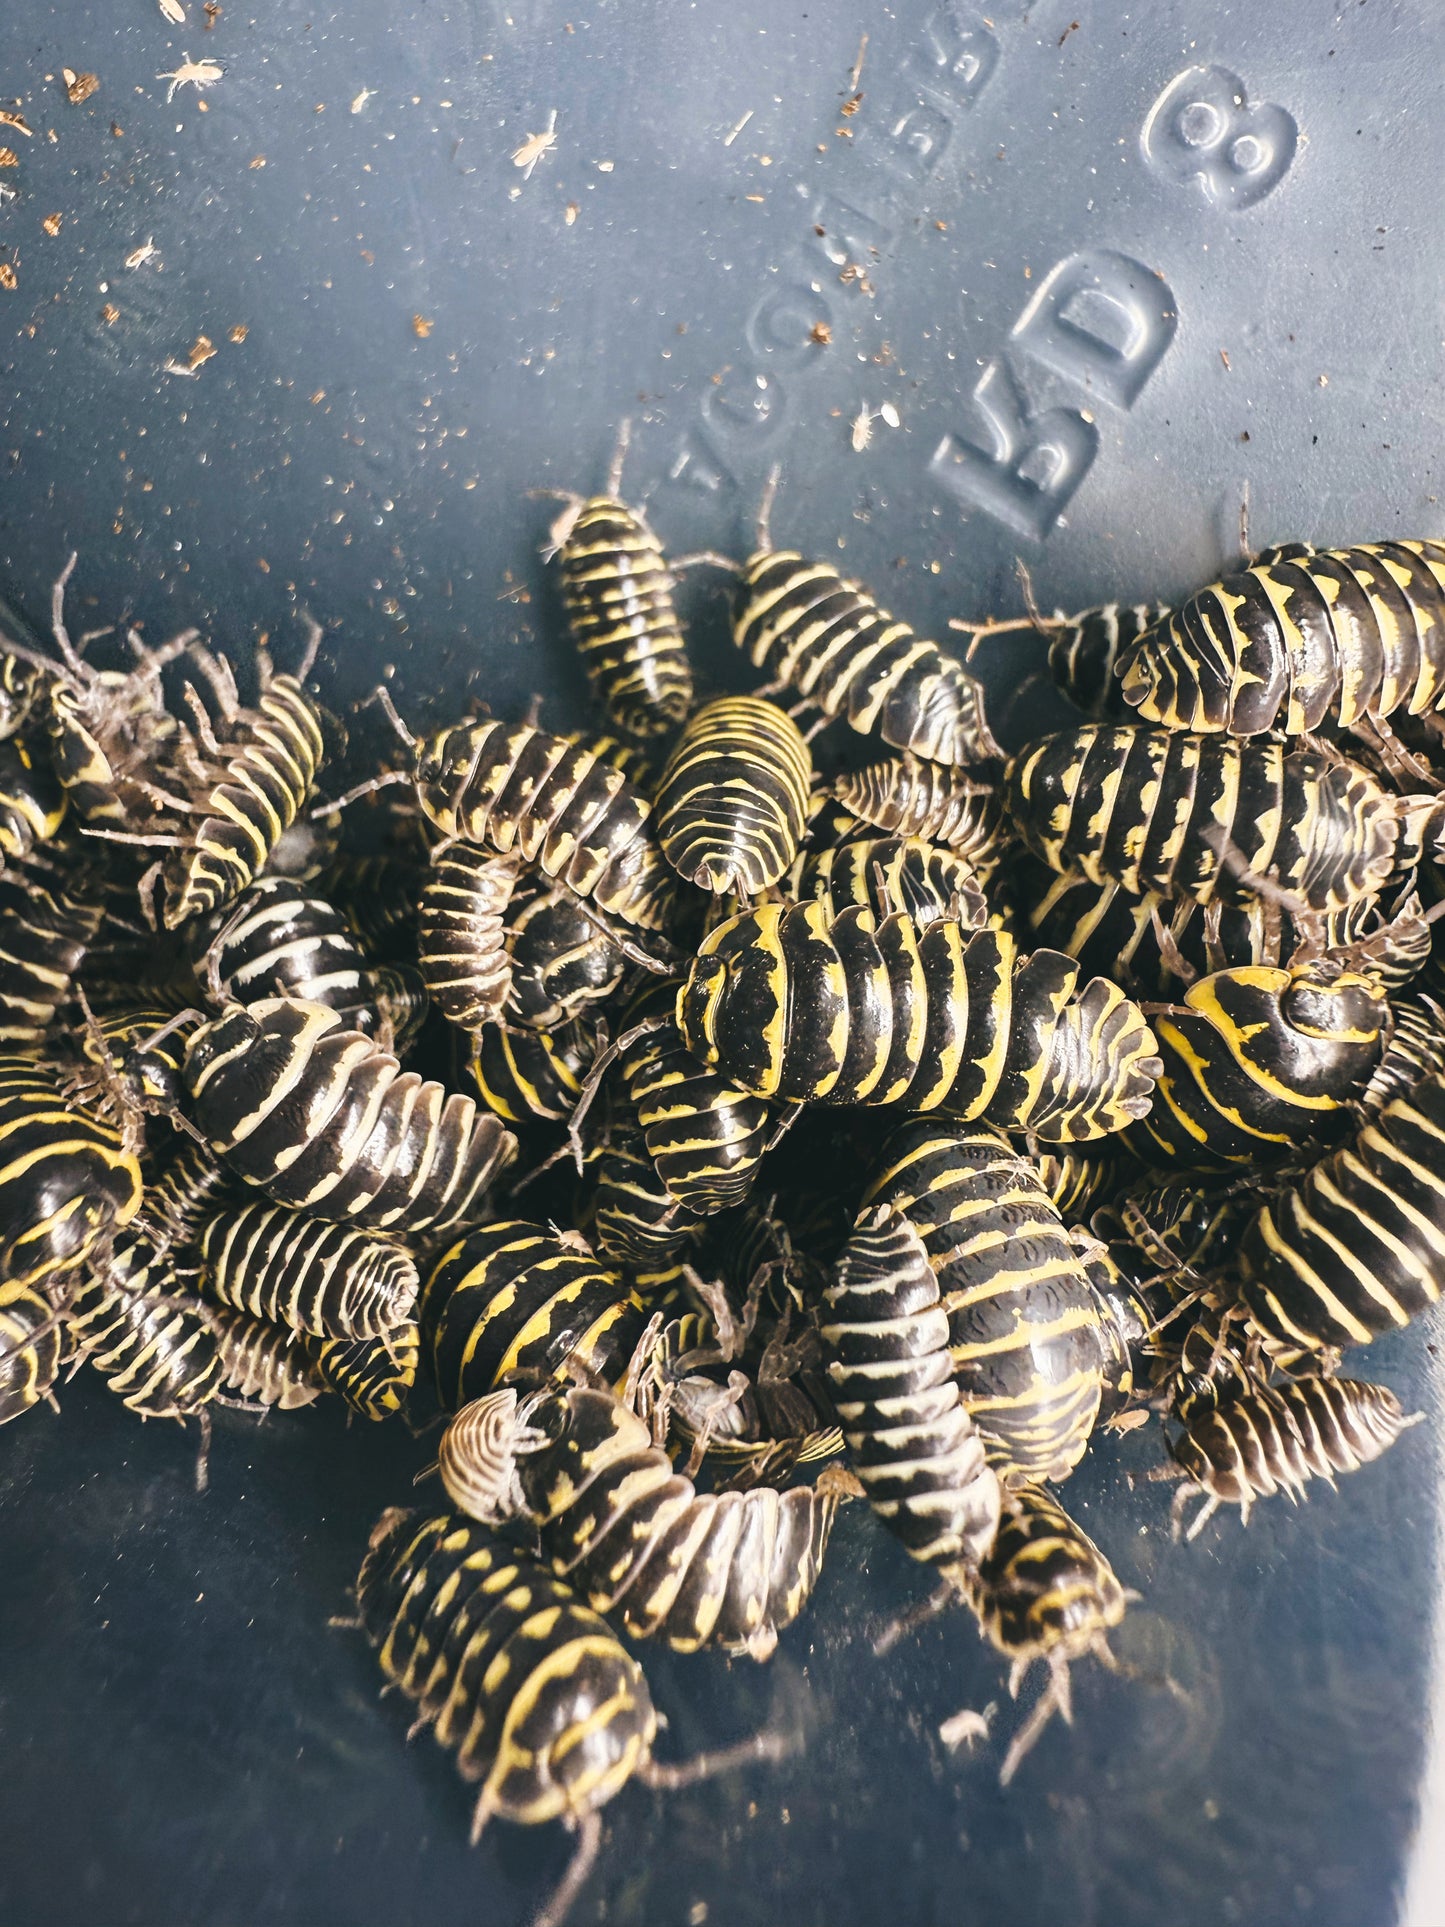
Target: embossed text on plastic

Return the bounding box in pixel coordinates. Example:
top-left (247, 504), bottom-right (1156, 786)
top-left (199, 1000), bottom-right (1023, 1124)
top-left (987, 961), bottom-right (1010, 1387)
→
top-left (929, 357), bottom-right (1100, 543)
top-left (1012, 249), bottom-right (1178, 409)
top-left (899, 8), bottom-right (999, 105)
top-left (1142, 65), bottom-right (1298, 209)
top-left (668, 4), bottom-right (1016, 494)
top-left (930, 248), bottom-right (1176, 539)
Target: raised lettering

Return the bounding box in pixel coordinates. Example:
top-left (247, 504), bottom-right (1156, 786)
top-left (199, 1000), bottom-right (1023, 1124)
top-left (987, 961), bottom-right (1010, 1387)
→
top-left (1012, 249), bottom-right (1178, 409)
top-left (929, 355), bottom-right (1097, 541)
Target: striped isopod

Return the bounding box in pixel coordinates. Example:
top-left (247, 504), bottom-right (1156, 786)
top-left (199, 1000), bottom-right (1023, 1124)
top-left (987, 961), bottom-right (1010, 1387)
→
top-left (416, 847), bottom-right (522, 1032)
top-left (1356, 991), bottom-right (1445, 1116)
top-left (589, 1112), bottom-right (705, 1270)
top-left (77, 1002), bottom-right (206, 1120)
top-left (554, 450), bottom-right (694, 737)
top-left (0, 1060), bottom-right (142, 1297)
top-left (818, 1209), bottom-right (1001, 1569)
top-left (733, 508), bottom-right (1000, 767)
top-left (1170, 1372), bottom-right (1418, 1537)
top-left (654, 695), bottom-right (811, 895)
top-left (862, 1117), bottom-right (1122, 1483)
top-left (831, 755), bottom-right (1009, 871)
top-left (211, 1307), bottom-right (323, 1409)
top-left (182, 997), bottom-right (516, 1233)
top-left (356, 1508), bottom-right (657, 1836)
top-left (676, 900), bottom-right (1160, 1140)
top-left (467, 1018), bottom-right (595, 1125)
top-left (354, 1505), bottom-right (790, 1918)
top-left (137, 1137), bottom-right (238, 1247)
top-left (46, 670), bottom-right (178, 825)
top-left (501, 877), bottom-right (627, 1030)
top-left (1004, 722), bottom-right (1434, 912)
top-left (196, 1201), bottom-right (418, 1339)
top-left (0, 1285), bottom-right (63, 1424)
top-left (960, 1482), bottom-right (1128, 1783)
top-left (19, 584), bottom-right (185, 827)
top-left (0, 735), bottom-right (66, 869)
top-left (1129, 960), bottom-right (1388, 1169)
top-left (192, 876), bottom-right (384, 1033)
top-left (1117, 539), bottom-right (1445, 735)
top-left (438, 1382), bottom-right (843, 1659)
top-left (0, 863), bottom-right (102, 1051)
top-left (1012, 853), bottom-right (1436, 999)
top-left (355, 1504), bottom-right (671, 1922)
top-left (68, 1226), bottom-right (222, 1421)
top-left (435, 1388), bottom-right (536, 1521)
top-left (421, 1219), bottom-right (644, 1410)
top-left (305, 1325), bottom-right (418, 1419)
top-left (1161, 1308), bottom-right (1259, 1427)
top-left (410, 718), bottom-right (674, 930)
top-left (616, 990), bottom-right (775, 1217)
top-left (786, 834), bottom-right (988, 929)
top-left (1073, 1239), bottom-right (1154, 1420)
top-left (128, 635), bottom-right (329, 930)
top-left (1234, 1069), bottom-right (1445, 1356)
top-left (951, 600), bottom-right (1171, 723)
top-left (1045, 602), bottom-right (1172, 719)
top-left (1114, 1176), bottom-right (1255, 1278)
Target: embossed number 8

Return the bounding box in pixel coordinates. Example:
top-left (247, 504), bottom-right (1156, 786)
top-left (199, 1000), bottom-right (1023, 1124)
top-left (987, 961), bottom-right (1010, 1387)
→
top-left (1142, 64), bottom-right (1297, 210)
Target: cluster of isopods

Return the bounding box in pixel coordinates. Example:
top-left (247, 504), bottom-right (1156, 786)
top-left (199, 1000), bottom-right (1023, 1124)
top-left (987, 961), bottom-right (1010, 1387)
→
top-left (4, 449), bottom-right (1444, 1923)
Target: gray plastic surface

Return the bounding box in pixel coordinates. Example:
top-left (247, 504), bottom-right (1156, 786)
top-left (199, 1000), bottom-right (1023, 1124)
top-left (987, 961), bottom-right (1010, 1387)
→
top-left (2, 4), bottom-right (1445, 1924)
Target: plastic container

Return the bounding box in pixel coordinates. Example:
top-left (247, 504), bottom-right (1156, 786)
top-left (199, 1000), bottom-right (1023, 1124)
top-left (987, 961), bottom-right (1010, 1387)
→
top-left (1, 4), bottom-right (1442, 1924)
